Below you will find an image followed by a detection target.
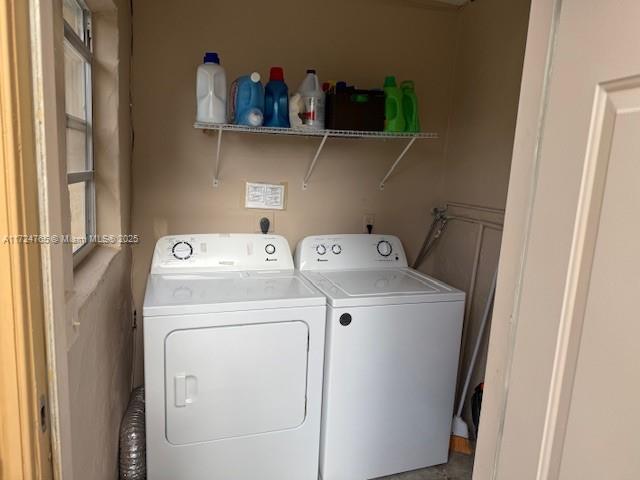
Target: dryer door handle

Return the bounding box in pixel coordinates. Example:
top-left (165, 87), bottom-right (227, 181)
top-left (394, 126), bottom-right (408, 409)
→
top-left (174, 374), bottom-right (198, 407)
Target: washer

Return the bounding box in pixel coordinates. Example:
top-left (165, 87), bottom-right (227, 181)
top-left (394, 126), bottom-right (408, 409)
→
top-left (144, 234), bottom-right (326, 480)
top-left (295, 234), bottom-right (465, 480)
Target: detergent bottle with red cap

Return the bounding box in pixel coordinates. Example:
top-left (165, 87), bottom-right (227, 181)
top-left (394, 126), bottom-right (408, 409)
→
top-left (264, 67), bottom-right (290, 128)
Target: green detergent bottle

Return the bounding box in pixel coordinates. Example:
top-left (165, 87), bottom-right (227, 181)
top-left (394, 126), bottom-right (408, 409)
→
top-left (383, 76), bottom-right (405, 132)
top-left (401, 80), bottom-right (420, 132)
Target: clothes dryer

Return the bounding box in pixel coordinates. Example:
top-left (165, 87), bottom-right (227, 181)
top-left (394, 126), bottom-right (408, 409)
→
top-left (144, 234), bottom-right (326, 480)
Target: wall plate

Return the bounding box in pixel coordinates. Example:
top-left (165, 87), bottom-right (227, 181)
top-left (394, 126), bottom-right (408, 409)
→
top-left (245, 182), bottom-right (286, 210)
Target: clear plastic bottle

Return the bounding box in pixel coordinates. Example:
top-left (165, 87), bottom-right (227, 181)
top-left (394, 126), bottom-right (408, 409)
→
top-left (196, 52), bottom-right (227, 124)
top-left (297, 69), bottom-right (325, 129)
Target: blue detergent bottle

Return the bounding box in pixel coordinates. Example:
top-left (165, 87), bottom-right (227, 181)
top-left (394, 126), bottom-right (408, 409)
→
top-left (230, 72), bottom-right (265, 126)
top-left (264, 67), bottom-right (290, 128)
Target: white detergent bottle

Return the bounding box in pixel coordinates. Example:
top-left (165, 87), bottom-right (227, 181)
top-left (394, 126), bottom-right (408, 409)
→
top-left (196, 52), bottom-right (227, 124)
top-left (297, 69), bottom-right (325, 129)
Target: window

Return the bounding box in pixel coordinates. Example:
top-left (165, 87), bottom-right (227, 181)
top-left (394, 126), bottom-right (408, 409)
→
top-left (63, 0), bottom-right (94, 259)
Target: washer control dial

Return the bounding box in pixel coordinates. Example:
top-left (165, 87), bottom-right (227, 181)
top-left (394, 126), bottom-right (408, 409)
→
top-left (316, 244), bottom-right (327, 255)
top-left (265, 243), bottom-right (276, 255)
top-left (376, 240), bottom-right (393, 257)
top-left (332, 244), bottom-right (342, 255)
top-left (172, 241), bottom-right (193, 260)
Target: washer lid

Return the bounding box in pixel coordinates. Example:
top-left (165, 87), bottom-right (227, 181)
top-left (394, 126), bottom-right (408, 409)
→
top-left (304, 268), bottom-right (465, 307)
top-left (143, 271), bottom-right (325, 317)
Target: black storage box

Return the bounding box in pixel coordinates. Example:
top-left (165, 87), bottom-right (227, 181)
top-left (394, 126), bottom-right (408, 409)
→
top-left (325, 89), bottom-right (385, 131)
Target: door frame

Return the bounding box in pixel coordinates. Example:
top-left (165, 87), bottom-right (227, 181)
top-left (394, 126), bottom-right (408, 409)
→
top-left (473, 0), bottom-right (558, 478)
top-left (0, 0), bottom-right (53, 478)
top-left (29, 0), bottom-right (76, 477)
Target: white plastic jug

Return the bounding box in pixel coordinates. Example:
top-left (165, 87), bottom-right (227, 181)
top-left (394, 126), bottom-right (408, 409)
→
top-left (297, 69), bottom-right (325, 129)
top-left (196, 52), bottom-right (227, 124)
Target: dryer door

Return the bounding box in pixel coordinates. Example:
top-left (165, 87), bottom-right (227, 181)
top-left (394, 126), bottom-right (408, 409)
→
top-left (165, 320), bottom-right (309, 445)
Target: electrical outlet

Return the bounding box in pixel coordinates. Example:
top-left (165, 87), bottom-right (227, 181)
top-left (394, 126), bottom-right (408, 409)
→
top-left (363, 214), bottom-right (376, 233)
top-left (248, 211), bottom-right (275, 233)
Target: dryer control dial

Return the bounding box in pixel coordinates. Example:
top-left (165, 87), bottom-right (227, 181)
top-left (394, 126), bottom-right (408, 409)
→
top-left (316, 244), bottom-right (327, 255)
top-left (376, 240), bottom-right (393, 257)
top-left (172, 241), bottom-right (193, 260)
top-left (332, 244), bottom-right (342, 255)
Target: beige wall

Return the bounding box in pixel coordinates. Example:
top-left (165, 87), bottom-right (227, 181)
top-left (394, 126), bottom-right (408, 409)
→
top-left (130, 0), bottom-right (461, 381)
top-left (440, 0), bottom-right (531, 209)
top-left (128, 0), bottom-right (532, 454)
top-left (67, 248), bottom-right (132, 480)
top-left (38, 0), bottom-right (532, 477)
top-left (93, 0), bottom-right (132, 236)
top-left (63, 1), bottom-right (133, 479)
top-left (424, 0), bottom-right (531, 434)
top-left (34, 0), bottom-right (133, 477)
top-left (472, 0), bottom-right (555, 476)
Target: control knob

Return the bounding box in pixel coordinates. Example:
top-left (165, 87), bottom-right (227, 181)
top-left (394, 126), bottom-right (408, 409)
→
top-left (332, 244), bottom-right (342, 255)
top-left (316, 244), bottom-right (327, 255)
top-left (376, 240), bottom-right (392, 257)
top-left (265, 244), bottom-right (276, 255)
top-left (172, 241), bottom-right (193, 260)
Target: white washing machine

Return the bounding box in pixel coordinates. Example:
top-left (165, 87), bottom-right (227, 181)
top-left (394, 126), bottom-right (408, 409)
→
top-left (295, 234), bottom-right (465, 480)
top-left (144, 234), bottom-right (326, 480)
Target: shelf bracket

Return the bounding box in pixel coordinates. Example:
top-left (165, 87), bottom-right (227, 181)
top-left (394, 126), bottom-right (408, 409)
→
top-left (302, 133), bottom-right (329, 190)
top-left (213, 125), bottom-right (223, 187)
top-left (379, 136), bottom-right (417, 190)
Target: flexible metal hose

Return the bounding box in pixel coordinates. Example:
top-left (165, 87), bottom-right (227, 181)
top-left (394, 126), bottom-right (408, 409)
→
top-left (119, 386), bottom-right (146, 480)
top-left (412, 208), bottom-right (448, 269)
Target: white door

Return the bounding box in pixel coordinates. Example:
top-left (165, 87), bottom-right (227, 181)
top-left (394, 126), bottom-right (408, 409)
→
top-left (165, 320), bottom-right (309, 445)
top-left (490, 1), bottom-right (640, 479)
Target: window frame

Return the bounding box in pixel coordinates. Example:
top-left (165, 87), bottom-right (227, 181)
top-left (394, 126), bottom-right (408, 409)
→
top-left (63, 0), bottom-right (95, 266)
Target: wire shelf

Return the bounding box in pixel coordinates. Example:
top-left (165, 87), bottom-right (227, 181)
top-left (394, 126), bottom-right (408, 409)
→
top-left (194, 122), bottom-right (439, 190)
top-left (194, 122), bottom-right (438, 139)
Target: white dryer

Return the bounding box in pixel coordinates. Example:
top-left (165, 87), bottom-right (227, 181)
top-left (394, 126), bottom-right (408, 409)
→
top-left (295, 234), bottom-right (465, 480)
top-left (144, 234), bottom-right (326, 480)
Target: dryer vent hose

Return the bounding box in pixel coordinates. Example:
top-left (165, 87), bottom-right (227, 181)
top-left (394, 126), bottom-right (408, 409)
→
top-left (119, 386), bottom-right (146, 480)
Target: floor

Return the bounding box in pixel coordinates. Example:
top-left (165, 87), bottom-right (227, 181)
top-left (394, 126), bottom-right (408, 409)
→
top-left (379, 452), bottom-right (474, 480)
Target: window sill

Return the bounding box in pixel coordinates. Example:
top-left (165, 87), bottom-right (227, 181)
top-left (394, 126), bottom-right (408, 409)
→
top-left (66, 245), bottom-right (123, 348)
top-left (73, 241), bottom-right (95, 268)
